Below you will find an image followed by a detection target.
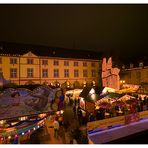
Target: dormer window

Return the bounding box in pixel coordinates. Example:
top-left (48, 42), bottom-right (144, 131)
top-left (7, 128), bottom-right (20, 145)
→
top-left (122, 65), bottom-right (125, 69)
top-left (130, 63), bottom-right (134, 68)
top-left (139, 62), bottom-right (143, 67)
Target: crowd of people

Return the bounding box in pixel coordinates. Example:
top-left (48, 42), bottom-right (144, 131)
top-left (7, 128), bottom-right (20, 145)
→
top-left (50, 90), bottom-right (148, 144)
top-left (50, 98), bottom-right (88, 144)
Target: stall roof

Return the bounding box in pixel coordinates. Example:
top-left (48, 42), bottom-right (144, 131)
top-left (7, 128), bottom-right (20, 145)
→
top-left (79, 87), bottom-right (103, 102)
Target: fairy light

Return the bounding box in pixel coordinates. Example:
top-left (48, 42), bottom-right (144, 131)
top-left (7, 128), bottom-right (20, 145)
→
top-left (1, 137), bottom-right (3, 141)
top-left (28, 130), bottom-right (30, 133)
top-left (38, 125), bottom-right (40, 128)
top-left (33, 127), bottom-right (36, 130)
top-left (22, 132), bottom-right (24, 135)
top-left (8, 136), bottom-right (11, 139)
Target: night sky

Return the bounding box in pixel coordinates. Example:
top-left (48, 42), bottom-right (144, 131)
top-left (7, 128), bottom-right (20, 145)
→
top-left (0, 4), bottom-right (148, 61)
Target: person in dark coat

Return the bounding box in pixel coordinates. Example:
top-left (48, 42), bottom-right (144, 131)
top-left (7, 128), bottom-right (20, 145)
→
top-left (88, 113), bottom-right (95, 122)
top-left (77, 108), bottom-right (83, 125)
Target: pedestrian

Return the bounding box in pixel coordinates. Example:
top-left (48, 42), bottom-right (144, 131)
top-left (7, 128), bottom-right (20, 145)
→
top-left (77, 108), bottom-right (82, 125)
top-left (59, 125), bottom-right (66, 144)
top-left (53, 117), bottom-right (59, 138)
top-left (73, 105), bottom-right (77, 117)
top-left (74, 98), bottom-right (77, 106)
top-left (88, 113), bottom-right (95, 122)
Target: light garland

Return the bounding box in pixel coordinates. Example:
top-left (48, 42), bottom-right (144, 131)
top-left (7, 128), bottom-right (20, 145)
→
top-left (0, 116), bottom-right (47, 143)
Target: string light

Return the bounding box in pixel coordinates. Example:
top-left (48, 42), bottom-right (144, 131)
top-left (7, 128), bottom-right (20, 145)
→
top-left (22, 132), bottom-right (24, 135)
top-left (28, 130), bottom-right (30, 133)
top-left (1, 138), bottom-right (3, 141)
top-left (8, 136), bottom-right (11, 139)
top-left (38, 125), bottom-right (40, 128)
top-left (33, 127), bottom-right (36, 130)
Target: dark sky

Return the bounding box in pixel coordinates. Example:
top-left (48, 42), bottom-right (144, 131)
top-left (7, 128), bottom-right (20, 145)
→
top-left (0, 4), bottom-right (148, 60)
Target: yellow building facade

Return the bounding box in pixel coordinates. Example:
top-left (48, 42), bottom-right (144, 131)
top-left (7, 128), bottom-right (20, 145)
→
top-left (0, 51), bottom-right (101, 88)
top-left (120, 66), bottom-right (148, 92)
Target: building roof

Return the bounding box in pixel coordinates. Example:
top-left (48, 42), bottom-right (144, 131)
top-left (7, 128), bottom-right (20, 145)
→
top-left (79, 86), bottom-right (103, 102)
top-left (0, 41), bottom-right (102, 60)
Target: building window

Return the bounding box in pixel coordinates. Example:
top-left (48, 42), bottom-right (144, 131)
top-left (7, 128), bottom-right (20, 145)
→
top-left (83, 70), bottom-right (88, 77)
top-left (129, 72), bottom-right (131, 79)
top-left (27, 58), bottom-right (33, 64)
top-left (91, 62), bottom-right (96, 67)
top-left (10, 58), bottom-right (17, 64)
top-left (42, 69), bottom-right (48, 78)
top-left (74, 61), bottom-right (78, 66)
top-left (74, 69), bottom-right (79, 77)
top-left (83, 62), bottom-right (87, 67)
top-left (139, 62), bottom-right (143, 67)
top-left (42, 59), bottom-right (48, 65)
top-left (64, 61), bottom-right (69, 66)
top-left (0, 58), bottom-right (2, 64)
top-left (10, 68), bottom-right (17, 78)
top-left (130, 63), bottom-right (134, 68)
top-left (54, 69), bottom-right (59, 78)
top-left (64, 69), bottom-right (69, 77)
top-left (27, 68), bottom-right (33, 77)
top-left (53, 60), bottom-right (59, 66)
top-left (136, 71), bottom-right (141, 79)
top-left (92, 70), bottom-right (96, 77)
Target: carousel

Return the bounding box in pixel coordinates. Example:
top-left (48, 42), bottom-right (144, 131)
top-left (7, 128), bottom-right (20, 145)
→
top-left (0, 85), bottom-right (64, 144)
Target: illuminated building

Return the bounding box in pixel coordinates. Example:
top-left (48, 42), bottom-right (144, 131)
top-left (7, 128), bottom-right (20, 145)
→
top-left (120, 62), bottom-right (148, 92)
top-left (0, 42), bottom-right (102, 88)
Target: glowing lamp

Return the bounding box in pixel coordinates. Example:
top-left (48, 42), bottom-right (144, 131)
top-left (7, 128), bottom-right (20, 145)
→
top-left (60, 110), bottom-right (64, 114)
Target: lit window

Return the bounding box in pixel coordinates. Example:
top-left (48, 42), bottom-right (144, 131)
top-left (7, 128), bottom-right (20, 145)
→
top-left (91, 62), bottom-right (96, 67)
top-left (10, 68), bottom-right (17, 78)
top-left (64, 61), bottom-right (69, 66)
top-left (42, 69), bottom-right (48, 78)
top-left (0, 58), bottom-right (2, 64)
top-left (83, 62), bottom-right (87, 67)
top-left (139, 62), bottom-right (143, 67)
top-left (83, 70), bottom-right (88, 77)
top-left (91, 70), bottom-right (96, 77)
top-left (136, 71), bottom-right (141, 79)
top-left (129, 72), bottom-right (131, 79)
top-left (74, 69), bottom-right (79, 77)
top-left (42, 59), bottom-right (48, 65)
top-left (27, 59), bottom-right (33, 64)
top-left (64, 69), bottom-right (69, 77)
top-left (74, 61), bottom-right (78, 66)
top-left (10, 58), bottom-right (17, 64)
top-left (54, 69), bottom-right (59, 78)
top-left (53, 60), bottom-right (59, 66)
top-left (27, 68), bottom-right (33, 77)
top-left (130, 63), bottom-right (134, 68)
